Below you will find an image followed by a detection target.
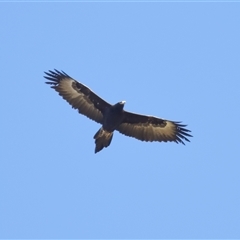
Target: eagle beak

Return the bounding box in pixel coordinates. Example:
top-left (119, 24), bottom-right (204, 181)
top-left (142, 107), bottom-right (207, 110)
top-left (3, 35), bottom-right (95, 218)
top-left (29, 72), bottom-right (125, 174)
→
top-left (121, 100), bottom-right (126, 105)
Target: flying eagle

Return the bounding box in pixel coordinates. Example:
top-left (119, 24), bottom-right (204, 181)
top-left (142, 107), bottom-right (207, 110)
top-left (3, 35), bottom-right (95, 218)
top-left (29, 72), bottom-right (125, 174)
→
top-left (44, 69), bottom-right (192, 153)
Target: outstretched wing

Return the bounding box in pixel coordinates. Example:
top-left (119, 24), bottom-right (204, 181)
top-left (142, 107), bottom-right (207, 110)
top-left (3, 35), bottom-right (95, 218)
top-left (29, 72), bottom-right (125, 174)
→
top-left (116, 111), bottom-right (192, 144)
top-left (44, 69), bottom-right (111, 124)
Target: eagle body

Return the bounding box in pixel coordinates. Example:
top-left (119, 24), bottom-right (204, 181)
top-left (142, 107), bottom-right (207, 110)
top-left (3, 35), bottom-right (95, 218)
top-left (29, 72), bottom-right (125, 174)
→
top-left (103, 101), bottom-right (125, 131)
top-left (94, 101), bottom-right (126, 153)
top-left (45, 69), bottom-right (192, 153)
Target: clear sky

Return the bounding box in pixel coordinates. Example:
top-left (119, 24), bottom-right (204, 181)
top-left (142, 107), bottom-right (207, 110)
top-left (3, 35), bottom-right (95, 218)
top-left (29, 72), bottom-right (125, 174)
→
top-left (1, 2), bottom-right (240, 239)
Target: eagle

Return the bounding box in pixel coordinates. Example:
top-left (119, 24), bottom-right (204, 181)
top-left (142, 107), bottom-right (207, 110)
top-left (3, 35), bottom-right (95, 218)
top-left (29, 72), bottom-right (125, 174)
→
top-left (44, 69), bottom-right (192, 153)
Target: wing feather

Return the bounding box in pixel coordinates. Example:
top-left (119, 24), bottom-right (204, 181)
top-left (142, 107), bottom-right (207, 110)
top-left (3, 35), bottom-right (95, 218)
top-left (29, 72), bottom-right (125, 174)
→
top-left (44, 69), bottom-right (111, 124)
top-left (116, 111), bottom-right (192, 144)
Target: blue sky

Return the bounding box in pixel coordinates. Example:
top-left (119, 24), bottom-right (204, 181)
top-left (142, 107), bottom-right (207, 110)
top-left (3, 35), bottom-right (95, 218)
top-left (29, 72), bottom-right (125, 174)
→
top-left (1, 2), bottom-right (240, 239)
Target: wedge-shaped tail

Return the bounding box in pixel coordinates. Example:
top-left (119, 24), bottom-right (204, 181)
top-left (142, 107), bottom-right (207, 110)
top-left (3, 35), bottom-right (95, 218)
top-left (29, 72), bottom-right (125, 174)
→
top-left (94, 128), bottom-right (113, 153)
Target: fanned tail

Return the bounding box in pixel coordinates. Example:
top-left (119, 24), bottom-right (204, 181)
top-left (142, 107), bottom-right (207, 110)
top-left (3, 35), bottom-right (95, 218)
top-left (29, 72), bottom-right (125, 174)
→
top-left (94, 128), bottom-right (113, 153)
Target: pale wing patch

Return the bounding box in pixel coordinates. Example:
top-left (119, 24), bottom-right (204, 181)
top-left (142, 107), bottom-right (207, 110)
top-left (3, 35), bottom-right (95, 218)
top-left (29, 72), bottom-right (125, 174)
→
top-left (156, 121), bottom-right (176, 140)
top-left (54, 79), bottom-right (103, 123)
top-left (116, 120), bottom-right (179, 142)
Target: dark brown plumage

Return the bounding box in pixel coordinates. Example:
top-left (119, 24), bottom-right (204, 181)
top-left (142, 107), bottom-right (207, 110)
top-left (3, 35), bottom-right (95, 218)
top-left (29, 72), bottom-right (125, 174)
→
top-left (45, 69), bottom-right (192, 153)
